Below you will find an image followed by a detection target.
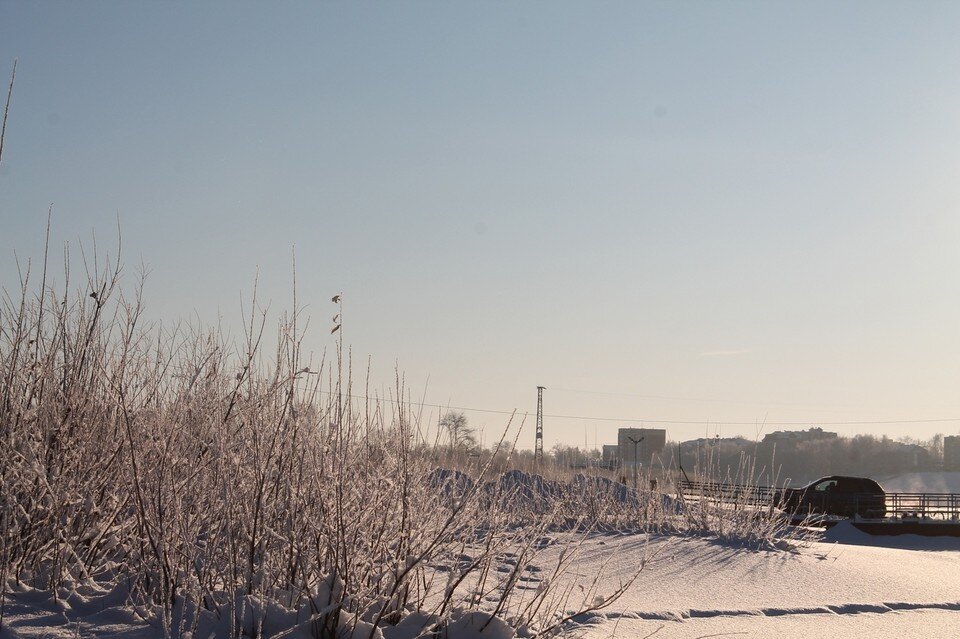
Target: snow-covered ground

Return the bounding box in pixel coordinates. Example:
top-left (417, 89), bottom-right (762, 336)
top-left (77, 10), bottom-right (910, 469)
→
top-left (560, 525), bottom-right (960, 638)
top-left (4, 527), bottom-right (959, 639)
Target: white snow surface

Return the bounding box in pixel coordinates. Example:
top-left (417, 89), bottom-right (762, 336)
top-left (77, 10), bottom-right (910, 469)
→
top-left (4, 529), bottom-right (960, 639)
top-left (554, 529), bottom-right (960, 638)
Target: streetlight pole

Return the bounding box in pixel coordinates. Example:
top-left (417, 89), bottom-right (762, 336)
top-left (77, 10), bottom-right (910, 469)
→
top-left (627, 436), bottom-right (644, 490)
top-left (535, 386), bottom-right (545, 463)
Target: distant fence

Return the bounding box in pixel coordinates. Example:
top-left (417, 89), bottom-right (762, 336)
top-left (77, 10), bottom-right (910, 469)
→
top-left (677, 479), bottom-right (779, 505)
top-left (884, 493), bottom-right (960, 519)
top-left (678, 479), bottom-right (960, 521)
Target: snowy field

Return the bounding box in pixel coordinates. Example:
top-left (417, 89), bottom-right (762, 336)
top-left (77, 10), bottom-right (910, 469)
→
top-left (4, 524), bottom-right (960, 639)
top-left (5, 275), bottom-right (960, 639)
top-left (564, 525), bottom-right (960, 638)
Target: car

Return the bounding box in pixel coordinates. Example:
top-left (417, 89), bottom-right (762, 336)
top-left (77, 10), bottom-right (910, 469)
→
top-left (777, 475), bottom-right (886, 519)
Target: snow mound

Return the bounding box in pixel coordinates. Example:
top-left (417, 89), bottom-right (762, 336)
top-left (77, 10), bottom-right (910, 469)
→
top-left (570, 473), bottom-right (637, 504)
top-left (428, 468), bottom-right (476, 499)
top-left (483, 470), bottom-right (566, 510)
top-left (822, 521), bottom-right (960, 550)
top-left (428, 469), bottom-right (675, 515)
top-left (445, 611), bottom-right (515, 639)
top-left (481, 470), bottom-right (647, 512)
top-left (0, 584), bottom-right (522, 639)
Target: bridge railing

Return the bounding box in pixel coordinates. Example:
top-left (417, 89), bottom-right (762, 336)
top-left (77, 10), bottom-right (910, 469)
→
top-left (677, 479), bottom-right (960, 520)
top-left (884, 493), bottom-right (960, 519)
top-left (677, 479), bottom-right (780, 505)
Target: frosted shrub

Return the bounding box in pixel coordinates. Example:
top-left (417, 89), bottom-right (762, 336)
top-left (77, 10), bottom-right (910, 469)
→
top-left (0, 255), bottom-right (651, 638)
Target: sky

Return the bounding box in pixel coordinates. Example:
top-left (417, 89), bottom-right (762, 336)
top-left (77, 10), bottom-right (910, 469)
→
top-left (2, 2), bottom-right (960, 448)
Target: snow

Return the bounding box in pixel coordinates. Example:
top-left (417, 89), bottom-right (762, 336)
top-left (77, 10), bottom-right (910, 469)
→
top-left (580, 610), bottom-right (960, 639)
top-left (4, 530), bottom-right (960, 638)
top-left (429, 469), bottom-right (646, 508)
top-left (0, 584), bottom-right (155, 639)
top-left (554, 531), bottom-right (960, 638)
top-left (445, 612), bottom-right (515, 639)
top-left (822, 520), bottom-right (960, 550)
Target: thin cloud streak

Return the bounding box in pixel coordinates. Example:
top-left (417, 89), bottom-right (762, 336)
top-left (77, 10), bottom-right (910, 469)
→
top-left (699, 349), bottom-right (752, 357)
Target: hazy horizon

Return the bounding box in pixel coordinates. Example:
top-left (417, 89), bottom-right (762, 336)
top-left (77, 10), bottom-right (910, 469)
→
top-left (3, 2), bottom-right (960, 448)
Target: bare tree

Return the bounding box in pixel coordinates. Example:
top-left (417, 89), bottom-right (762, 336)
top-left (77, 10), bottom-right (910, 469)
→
top-left (440, 411), bottom-right (477, 451)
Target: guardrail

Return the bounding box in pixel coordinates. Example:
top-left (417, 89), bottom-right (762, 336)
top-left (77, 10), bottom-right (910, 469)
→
top-left (677, 479), bottom-right (960, 520)
top-left (884, 492), bottom-right (960, 519)
top-left (678, 479), bottom-right (779, 503)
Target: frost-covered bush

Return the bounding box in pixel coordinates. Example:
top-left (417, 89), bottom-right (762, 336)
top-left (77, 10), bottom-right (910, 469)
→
top-left (0, 256), bottom-right (650, 638)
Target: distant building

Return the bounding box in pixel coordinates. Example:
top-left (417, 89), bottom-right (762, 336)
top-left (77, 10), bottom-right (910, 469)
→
top-left (944, 436), bottom-right (960, 471)
top-left (617, 427), bottom-right (666, 467)
top-left (762, 427), bottom-right (838, 445)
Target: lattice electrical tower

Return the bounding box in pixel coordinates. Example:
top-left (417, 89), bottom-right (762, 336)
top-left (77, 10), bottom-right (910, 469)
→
top-left (535, 386), bottom-right (545, 462)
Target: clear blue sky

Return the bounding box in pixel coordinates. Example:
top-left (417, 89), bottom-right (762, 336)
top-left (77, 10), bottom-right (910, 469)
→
top-left (3, 2), bottom-right (960, 447)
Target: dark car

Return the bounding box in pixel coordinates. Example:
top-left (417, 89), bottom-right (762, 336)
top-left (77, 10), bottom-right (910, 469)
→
top-left (777, 476), bottom-right (885, 519)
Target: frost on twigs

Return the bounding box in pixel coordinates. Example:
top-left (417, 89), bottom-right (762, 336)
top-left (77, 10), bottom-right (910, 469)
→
top-left (0, 248), bottom-right (799, 638)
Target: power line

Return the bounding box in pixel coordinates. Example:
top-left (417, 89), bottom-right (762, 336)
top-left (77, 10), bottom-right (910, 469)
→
top-left (546, 386), bottom-right (844, 410)
top-left (526, 414), bottom-right (960, 427)
top-left (313, 389), bottom-right (960, 427)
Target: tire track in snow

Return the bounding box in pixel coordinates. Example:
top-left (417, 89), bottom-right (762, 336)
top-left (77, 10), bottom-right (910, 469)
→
top-left (576, 600), bottom-right (960, 623)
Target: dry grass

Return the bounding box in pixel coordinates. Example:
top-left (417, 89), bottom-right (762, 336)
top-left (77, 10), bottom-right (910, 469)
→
top-left (0, 245), bottom-right (648, 638)
top-left (0, 242), bottom-right (800, 638)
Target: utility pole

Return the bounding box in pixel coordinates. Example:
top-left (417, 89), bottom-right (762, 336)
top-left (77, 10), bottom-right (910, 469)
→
top-left (535, 386), bottom-right (545, 463)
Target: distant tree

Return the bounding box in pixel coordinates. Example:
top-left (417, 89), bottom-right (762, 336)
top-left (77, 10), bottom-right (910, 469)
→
top-left (550, 444), bottom-right (601, 467)
top-left (929, 434), bottom-right (944, 464)
top-left (440, 411), bottom-right (477, 451)
top-left (678, 431), bottom-right (942, 485)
